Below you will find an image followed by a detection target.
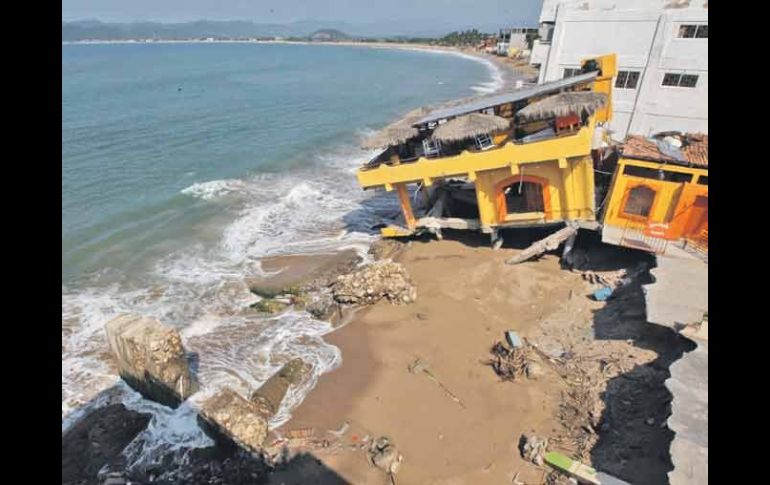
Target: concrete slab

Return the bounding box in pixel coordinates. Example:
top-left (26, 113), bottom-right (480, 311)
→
top-left (666, 342), bottom-right (708, 485)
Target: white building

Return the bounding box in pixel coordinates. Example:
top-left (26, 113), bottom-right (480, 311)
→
top-left (529, 0), bottom-right (708, 140)
top-left (497, 27), bottom-right (538, 56)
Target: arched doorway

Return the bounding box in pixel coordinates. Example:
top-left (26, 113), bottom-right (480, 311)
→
top-left (495, 175), bottom-right (551, 221)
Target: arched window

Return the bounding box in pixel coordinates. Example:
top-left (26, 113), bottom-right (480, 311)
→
top-left (503, 181), bottom-right (545, 214)
top-left (623, 185), bottom-right (656, 218)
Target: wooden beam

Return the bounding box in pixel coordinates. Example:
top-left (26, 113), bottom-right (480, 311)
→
top-left (505, 224), bottom-right (578, 265)
top-left (417, 217), bottom-right (481, 230)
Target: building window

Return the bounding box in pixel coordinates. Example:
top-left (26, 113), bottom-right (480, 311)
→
top-left (622, 185), bottom-right (656, 219)
top-left (563, 68), bottom-right (580, 79)
top-left (678, 24), bottom-right (708, 38)
top-left (662, 73), bottom-right (699, 88)
top-left (615, 70), bottom-right (640, 89)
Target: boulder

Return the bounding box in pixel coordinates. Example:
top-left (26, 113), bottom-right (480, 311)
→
top-left (62, 404), bottom-right (151, 485)
top-left (197, 388), bottom-right (269, 454)
top-left (251, 358), bottom-right (312, 417)
top-left (105, 314), bottom-right (198, 407)
top-left (332, 261), bottom-right (417, 306)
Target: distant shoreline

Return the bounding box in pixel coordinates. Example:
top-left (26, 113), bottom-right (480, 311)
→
top-left (62, 38), bottom-right (537, 91)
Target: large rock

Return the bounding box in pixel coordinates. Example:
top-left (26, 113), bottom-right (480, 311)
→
top-left (105, 314), bottom-right (198, 408)
top-left (251, 358), bottom-right (312, 417)
top-left (62, 404), bottom-right (151, 485)
top-left (332, 261), bottom-right (417, 305)
top-left (198, 388), bottom-right (269, 454)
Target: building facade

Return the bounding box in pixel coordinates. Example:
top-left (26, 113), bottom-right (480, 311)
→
top-left (497, 27), bottom-right (538, 56)
top-left (530, 0), bottom-right (707, 140)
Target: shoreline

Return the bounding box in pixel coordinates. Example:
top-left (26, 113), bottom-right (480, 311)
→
top-left (63, 39), bottom-right (537, 89)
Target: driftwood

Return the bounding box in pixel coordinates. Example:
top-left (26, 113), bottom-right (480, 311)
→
top-left (506, 224), bottom-right (578, 265)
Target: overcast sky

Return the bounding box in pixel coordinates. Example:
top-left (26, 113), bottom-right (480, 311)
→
top-left (62, 0), bottom-right (543, 30)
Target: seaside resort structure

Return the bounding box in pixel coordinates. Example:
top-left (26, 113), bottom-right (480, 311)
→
top-left (357, 53), bottom-right (708, 258)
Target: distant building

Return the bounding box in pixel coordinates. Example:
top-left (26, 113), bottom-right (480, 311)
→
top-left (497, 28), bottom-right (538, 56)
top-left (529, 0), bottom-right (708, 140)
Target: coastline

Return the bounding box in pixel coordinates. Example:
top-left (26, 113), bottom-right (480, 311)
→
top-left (63, 39), bottom-right (537, 89)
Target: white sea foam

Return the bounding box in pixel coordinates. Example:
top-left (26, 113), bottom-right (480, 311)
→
top-left (181, 179), bottom-right (246, 200)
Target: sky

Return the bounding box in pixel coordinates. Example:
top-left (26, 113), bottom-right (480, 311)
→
top-left (62, 0), bottom-right (544, 31)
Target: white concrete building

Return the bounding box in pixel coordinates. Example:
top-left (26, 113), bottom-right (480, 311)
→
top-left (529, 0), bottom-right (708, 140)
top-left (497, 27), bottom-right (538, 56)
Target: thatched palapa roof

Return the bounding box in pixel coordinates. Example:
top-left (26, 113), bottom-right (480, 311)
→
top-left (516, 91), bottom-right (608, 122)
top-left (360, 107), bottom-right (428, 149)
top-left (431, 113), bottom-right (510, 142)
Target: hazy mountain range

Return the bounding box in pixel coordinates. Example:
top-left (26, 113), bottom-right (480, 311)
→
top-left (62, 19), bottom-right (507, 41)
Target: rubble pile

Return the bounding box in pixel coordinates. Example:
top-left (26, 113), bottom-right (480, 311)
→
top-left (332, 261), bottom-right (417, 305)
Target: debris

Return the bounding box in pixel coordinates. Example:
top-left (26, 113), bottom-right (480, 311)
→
top-left (526, 361), bottom-right (545, 380)
top-left (505, 330), bottom-right (524, 348)
top-left (520, 434), bottom-right (549, 466)
top-left (544, 451), bottom-right (599, 485)
top-left (592, 286), bottom-right (613, 302)
top-left (284, 428), bottom-right (315, 440)
top-left (328, 421), bottom-right (350, 439)
top-left (369, 436), bottom-right (403, 478)
top-left (645, 417), bottom-right (655, 426)
top-left (408, 358), bottom-right (466, 408)
top-left (487, 341), bottom-right (533, 381)
top-left (506, 224), bottom-right (578, 265)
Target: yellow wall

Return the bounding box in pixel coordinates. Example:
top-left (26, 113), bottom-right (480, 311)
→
top-left (602, 158), bottom-right (707, 240)
top-left (357, 119), bottom-right (599, 233)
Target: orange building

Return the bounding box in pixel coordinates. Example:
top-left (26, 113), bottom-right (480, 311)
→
top-left (600, 133), bottom-right (708, 255)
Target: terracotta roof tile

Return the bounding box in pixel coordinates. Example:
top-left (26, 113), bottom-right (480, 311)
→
top-left (621, 133), bottom-right (708, 167)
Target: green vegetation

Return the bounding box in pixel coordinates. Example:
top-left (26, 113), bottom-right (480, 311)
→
top-left (436, 29), bottom-right (493, 47)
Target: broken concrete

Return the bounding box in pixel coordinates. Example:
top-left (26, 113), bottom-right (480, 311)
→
top-left (251, 358), bottom-right (312, 417)
top-left (666, 342), bottom-right (708, 485)
top-left (197, 388), bottom-right (270, 454)
top-left (644, 248), bottom-right (708, 485)
top-left (332, 261), bottom-right (417, 305)
top-left (104, 314), bottom-right (198, 407)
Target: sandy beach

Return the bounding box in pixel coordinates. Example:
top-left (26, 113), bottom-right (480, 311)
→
top-left (263, 228), bottom-right (692, 484)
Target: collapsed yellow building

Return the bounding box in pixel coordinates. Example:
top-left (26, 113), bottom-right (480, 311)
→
top-left (357, 53), bottom-right (708, 257)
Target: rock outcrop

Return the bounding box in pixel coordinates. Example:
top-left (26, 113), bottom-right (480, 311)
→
top-left (105, 314), bottom-right (198, 408)
top-left (332, 261), bottom-right (416, 305)
top-left (197, 389), bottom-right (270, 454)
top-left (62, 404), bottom-right (151, 485)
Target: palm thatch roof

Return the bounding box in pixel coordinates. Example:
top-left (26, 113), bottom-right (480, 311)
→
top-left (360, 107), bottom-right (429, 149)
top-left (431, 113), bottom-right (510, 142)
top-left (516, 91), bottom-right (608, 122)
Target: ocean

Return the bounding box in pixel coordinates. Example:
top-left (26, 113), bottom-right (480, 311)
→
top-left (61, 41), bottom-right (502, 460)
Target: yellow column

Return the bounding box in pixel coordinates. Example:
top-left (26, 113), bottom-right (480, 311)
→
top-left (474, 173), bottom-right (498, 232)
top-left (395, 183), bottom-right (416, 228)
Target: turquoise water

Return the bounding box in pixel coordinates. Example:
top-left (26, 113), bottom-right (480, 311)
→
top-left (62, 43), bottom-right (495, 283)
top-left (61, 42), bottom-right (500, 450)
